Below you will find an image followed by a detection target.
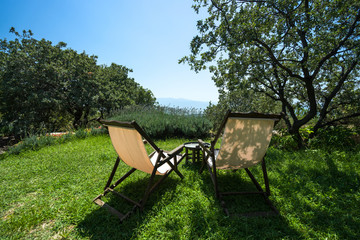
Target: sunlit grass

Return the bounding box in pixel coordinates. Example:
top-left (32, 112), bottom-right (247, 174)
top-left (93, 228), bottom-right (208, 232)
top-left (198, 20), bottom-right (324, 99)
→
top-left (0, 135), bottom-right (359, 239)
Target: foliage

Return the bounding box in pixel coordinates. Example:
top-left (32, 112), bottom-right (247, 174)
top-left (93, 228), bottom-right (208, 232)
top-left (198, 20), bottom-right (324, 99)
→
top-left (1, 127), bottom-right (106, 158)
top-left (181, 0), bottom-right (360, 148)
top-left (270, 132), bottom-right (299, 151)
top-left (59, 48), bottom-right (99, 129)
top-left (109, 105), bottom-right (212, 139)
top-left (271, 125), bottom-right (360, 152)
top-left (0, 28), bottom-right (155, 137)
top-left (0, 29), bottom-right (68, 136)
top-left (96, 64), bottom-right (155, 117)
top-left (309, 125), bottom-right (359, 151)
top-left (204, 85), bottom-right (281, 132)
top-left (0, 136), bottom-right (359, 239)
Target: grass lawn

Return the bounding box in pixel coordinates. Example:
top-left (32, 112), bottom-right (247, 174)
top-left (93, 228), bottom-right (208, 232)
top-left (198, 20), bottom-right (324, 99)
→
top-left (1, 135), bottom-right (359, 239)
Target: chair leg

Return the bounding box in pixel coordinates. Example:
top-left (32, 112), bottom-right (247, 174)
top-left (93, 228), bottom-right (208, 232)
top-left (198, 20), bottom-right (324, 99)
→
top-left (95, 152), bottom-right (185, 220)
top-left (140, 172), bottom-right (157, 211)
top-left (212, 160), bottom-right (220, 199)
top-left (245, 168), bottom-right (264, 193)
top-left (93, 197), bottom-right (128, 221)
top-left (94, 166), bottom-right (138, 221)
top-left (166, 159), bottom-right (184, 179)
top-left (199, 151), bottom-right (209, 174)
top-left (217, 164), bottom-right (279, 217)
top-left (140, 152), bottom-right (162, 210)
top-left (205, 156), bottom-right (220, 199)
top-left (262, 158), bottom-right (271, 196)
top-left (109, 168), bottom-right (137, 190)
top-left (104, 157), bottom-right (120, 190)
top-left (199, 161), bottom-right (206, 174)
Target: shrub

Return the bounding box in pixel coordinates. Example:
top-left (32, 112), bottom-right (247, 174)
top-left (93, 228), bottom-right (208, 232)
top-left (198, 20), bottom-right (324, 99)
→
top-left (309, 125), bottom-right (359, 151)
top-left (108, 106), bottom-right (212, 139)
top-left (270, 133), bottom-right (298, 151)
top-left (270, 125), bottom-right (360, 152)
top-left (1, 127), bottom-right (107, 158)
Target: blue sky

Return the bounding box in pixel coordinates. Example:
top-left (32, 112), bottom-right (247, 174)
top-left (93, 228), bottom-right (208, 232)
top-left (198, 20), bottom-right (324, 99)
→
top-left (0, 0), bottom-right (219, 103)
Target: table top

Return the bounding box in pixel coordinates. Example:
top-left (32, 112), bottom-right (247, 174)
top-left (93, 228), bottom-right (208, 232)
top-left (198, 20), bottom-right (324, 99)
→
top-left (184, 141), bottom-right (210, 149)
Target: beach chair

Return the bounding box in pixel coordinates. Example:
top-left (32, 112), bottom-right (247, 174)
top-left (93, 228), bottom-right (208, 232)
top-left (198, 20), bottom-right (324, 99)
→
top-left (198, 110), bottom-right (281, 216)
top-left (93, 119), bottom-right (185, 221)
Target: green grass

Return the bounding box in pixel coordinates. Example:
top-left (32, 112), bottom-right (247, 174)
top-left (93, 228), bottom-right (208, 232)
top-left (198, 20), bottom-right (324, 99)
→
top-left (1, 135), bottom-right (359, 239)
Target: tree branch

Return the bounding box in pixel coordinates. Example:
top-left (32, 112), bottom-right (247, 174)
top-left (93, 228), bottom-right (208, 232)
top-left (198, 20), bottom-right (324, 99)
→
top-left (318, 113), bottom-right (360, 129)
top-left (311, 8), bottom-right (360, 80)
top-left (314, 57), bottom-right (359, 132)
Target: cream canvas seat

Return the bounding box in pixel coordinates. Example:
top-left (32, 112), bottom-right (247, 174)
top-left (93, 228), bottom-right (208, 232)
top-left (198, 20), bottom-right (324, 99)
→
top-left (198, 110), bottom-right (281, 216)
top-left (93, 119), bottom-right (185, 221)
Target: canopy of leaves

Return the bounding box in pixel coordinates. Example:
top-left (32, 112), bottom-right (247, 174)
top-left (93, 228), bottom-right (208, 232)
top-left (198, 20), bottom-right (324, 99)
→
top-left (181, 0), bottom-right (360, 147)
top-left (0, 29), bottom-right (156, 137)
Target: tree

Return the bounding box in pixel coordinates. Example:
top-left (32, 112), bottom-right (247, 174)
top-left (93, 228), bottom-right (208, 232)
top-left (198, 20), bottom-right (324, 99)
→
top-left (96, 63), bottom-right (156, 117)
top-left (0, 29), bottom-right (67, 136)
top-left (1, 29), bottom-right (156, 136)
top-left (204, 82), bottom-right (280, 132)
top-left (60, 49), bottom-right (99, 129)
top-left (181, 0), bottom-right (360, 147)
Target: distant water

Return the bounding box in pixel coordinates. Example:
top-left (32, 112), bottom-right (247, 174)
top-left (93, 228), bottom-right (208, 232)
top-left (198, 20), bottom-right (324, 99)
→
top-left (157, 98), bottom-right (211, 110)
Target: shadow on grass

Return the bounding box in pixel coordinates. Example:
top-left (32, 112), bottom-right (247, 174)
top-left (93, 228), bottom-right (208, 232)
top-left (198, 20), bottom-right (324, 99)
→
top-left (79, 159), bottom-right (326, 239)
top-left (269, 151), bottom-right (360, 239)
top-left (302, 157), bottom-right (360, 239)
top-left (73, 144), bottom-right (359, 239)
top-left (77, 175), bottom-right (180, 239)
top-left (187, 163), bottom-right (302, 239)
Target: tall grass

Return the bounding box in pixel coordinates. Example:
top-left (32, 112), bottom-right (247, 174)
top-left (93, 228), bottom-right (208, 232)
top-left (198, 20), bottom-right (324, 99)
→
top-left (108, 105), bottom-right (212, 139)
top-left (1, 105), bottom-right (210, 158)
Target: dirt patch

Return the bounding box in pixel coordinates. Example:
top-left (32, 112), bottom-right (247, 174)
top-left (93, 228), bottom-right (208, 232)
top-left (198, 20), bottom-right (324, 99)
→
top-left (1, 202), bottom-right (25, 221)
top-left (0, 136), bottom-right (17, 154)
top-left (28, 220), bottom-right (76, 240)
top-left (28, 220), bottom-right (58, 239)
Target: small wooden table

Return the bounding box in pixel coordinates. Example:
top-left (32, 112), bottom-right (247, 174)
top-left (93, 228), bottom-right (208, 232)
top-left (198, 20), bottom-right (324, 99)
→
top-left (184, 142), bottom-right (210, 163)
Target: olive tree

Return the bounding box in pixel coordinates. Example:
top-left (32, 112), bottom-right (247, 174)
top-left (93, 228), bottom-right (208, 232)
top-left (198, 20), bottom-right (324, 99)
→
top-left (60, 48), bottom-right (99, 129)
top-left (96, 63), bottom-right (156, 117)
top-left (1, 29), bottom-right (156, 136)
top-left (0, 29), bottom-right (67, 136)
top-left (181, 0), bottom-right (360, 147)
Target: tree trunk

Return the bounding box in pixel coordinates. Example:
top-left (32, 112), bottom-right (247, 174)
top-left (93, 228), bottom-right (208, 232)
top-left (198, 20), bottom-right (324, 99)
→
top-left (288, 124), bottom-right (304, 149)
top-left (72, 109), bottom-right (83, 130)
top-left (81, 107), bottom-right (90, 128)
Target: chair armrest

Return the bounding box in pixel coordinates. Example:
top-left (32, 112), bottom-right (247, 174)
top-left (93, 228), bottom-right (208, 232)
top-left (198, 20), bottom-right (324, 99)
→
top-left (158, 144), bottom-right (184, 165)
top-left (198, 139), bottom-right (212, 155)
top-left (158, 144), bottom-right (185, 179)
top-left (167, 144), bottom-right (184, 157)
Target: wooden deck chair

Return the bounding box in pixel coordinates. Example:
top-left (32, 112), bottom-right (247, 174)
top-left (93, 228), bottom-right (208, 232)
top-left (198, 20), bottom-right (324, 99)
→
top-left (198, 110), bottom-right (281, 217)
top-left (93, 119), bottom-right (185, 221)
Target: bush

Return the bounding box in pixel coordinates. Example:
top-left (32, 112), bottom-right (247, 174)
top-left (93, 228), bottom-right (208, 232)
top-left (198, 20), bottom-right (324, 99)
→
top-left (1, 127), bottom-right (107, 158)
top-left (270, 125), bottom-right (360, 152)
top-left (270, 133), bottom-right (298, 151)
top-left (108, 106), bottom-right (212, 139)
top-left (309, 125), bottom-right (359, 151)
top-left (5, 135), bottom-right (55, 156)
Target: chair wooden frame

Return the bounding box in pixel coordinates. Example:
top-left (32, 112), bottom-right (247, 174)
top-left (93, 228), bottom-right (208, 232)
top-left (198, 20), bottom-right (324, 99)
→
top-left (198, 110), bottom-right (281, 217)
top-left (93, 119), bottom-right (185, 221)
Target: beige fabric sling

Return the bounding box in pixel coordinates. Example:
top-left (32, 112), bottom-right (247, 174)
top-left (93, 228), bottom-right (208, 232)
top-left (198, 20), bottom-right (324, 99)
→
top-left (212, 117), bottom-right (275, 170)
top-left (108, 126), bottom-right (173, 175)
